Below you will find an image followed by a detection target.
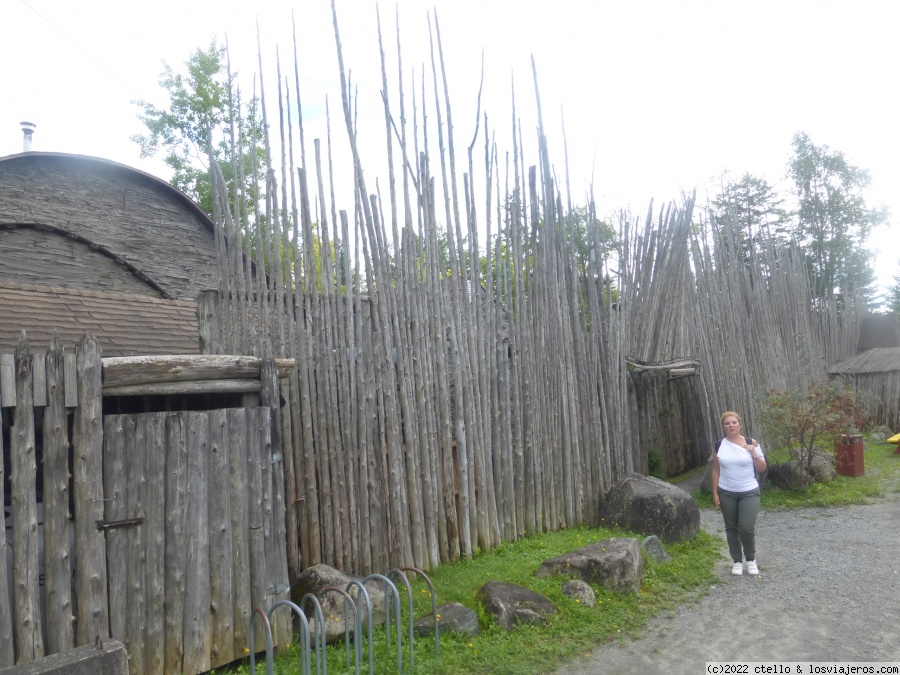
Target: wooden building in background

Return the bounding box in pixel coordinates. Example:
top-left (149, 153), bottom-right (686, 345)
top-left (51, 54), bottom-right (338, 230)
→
top-left (0, 151), bottom-right (290, 672)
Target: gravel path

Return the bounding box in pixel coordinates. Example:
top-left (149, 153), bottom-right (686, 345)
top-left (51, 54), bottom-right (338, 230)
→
top-left (557, 490), bottom-right (900, 674)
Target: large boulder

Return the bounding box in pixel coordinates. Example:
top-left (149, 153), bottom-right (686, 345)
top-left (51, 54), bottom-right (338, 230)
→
top-left (476, 582), bottom-right (557, 631)
top-left (292, 564), bottom-right (386, 643)
top-left (535, 538), bottom-right (644, 593)
top-left (414, 601), bottom-right (479, 638)
top-left (766, 461), bottom-right (814, 489)
top-left (598, 473), bottom-right (700, 542)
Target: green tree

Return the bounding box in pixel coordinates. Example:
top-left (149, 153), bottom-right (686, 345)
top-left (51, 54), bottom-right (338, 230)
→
top-left (132, 39), bottom-right (265, 220)
top-left (567, 206), bottom-right (618, 278)
top-left (788, 132), bottom-right (889, 303)
top-left (712, 171), bottom-right (792, 252)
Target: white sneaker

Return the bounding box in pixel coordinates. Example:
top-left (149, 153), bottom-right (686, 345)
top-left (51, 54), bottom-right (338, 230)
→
top-left (746, 560), bottom-right (759, 576)
top-left (731, 562), bottom-right (744, 575)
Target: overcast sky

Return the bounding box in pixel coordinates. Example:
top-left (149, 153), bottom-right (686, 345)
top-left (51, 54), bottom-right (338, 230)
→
top-left (1, 0), bottom-right (896, 296)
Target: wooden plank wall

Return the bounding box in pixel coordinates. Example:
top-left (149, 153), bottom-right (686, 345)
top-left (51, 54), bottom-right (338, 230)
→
top-left (0, 333), bottom-right (96, 668)
top-left (849, 372), bottom-right (900, 432)
top-left (0, 334), bottom-right (289, 673)
top-left (102, 407), bottom-right (288, 675)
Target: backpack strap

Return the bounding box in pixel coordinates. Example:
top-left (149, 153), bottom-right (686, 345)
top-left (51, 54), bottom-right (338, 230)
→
top-left (716, 435), bottom-right (751, 452)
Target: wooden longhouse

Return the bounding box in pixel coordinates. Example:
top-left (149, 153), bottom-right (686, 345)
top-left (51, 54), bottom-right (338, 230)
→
top-left (827, 347), bottom-right (900, 431)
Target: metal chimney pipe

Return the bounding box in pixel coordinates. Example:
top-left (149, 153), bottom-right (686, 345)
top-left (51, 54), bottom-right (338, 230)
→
top-left (21, 121), bottom-right (36, 152)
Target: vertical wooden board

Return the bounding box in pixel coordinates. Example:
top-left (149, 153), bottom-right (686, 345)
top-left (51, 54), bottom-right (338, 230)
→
top-left (207, 409), bottom-right (235, 668)
top-left (278, 377), bottom-right (300, 583)
top-left (287, 376), bottom-right (311, 574)
top-left (125, 417), bottom-right (147, 675)
top-left (260, 362), bottom-right (290, 648)
top-left (0, 373), bottom-right (12, 668)
top-left (73, 333), bottom-right (109, 646)
top-left (142, 414), bottom-right (166, 675)
top-left (0, 353), bottom-right (14, 407)
top-left (12, 338), bottom-right (44, 662)
top-left (181, 411), bottom-right (211, 675)
top-left (258, 406), bottom-right (274, 596)
top-left (42, 336), bottom-right (74, 655)
top-left (102, 416), bottom-right (127, 644)
top-left (197, 289), bottom-right (222, 356)
top-left (31, 354), bottom-right (47, 407)
top-left (246, 407), bottom-right (267, 650)
top-left (63, 354), bottom-right (77, 408)
top-left (163, 413), bottom-right (187, 675)
top-left (227, 408), bottom-right (251, 659)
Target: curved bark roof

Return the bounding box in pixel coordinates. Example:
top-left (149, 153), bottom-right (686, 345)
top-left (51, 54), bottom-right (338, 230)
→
top-left (0, 151), bottom-right (215, 232)
top-left (0, 152), bottom-right (220, 300)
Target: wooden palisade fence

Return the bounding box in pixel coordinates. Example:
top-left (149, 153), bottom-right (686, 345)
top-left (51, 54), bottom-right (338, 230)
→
top-left (0, 331), bottom-right (291, 672)
top-left (198, 1), bottom-right (862, 583)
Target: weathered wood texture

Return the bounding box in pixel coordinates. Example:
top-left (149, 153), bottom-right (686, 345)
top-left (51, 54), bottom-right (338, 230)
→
top-left (0, 228), bottom-right (158, 296)
top-left (0, 354), bottom-right (12, 669)
top-left (0, 281), bottom-right (198, 358)
top-left (827, 348), bottom-right (900, 430)
top-left (73, 333), bottom-right (109, 646)
top-left (102, 407), bottom-right (280, 675)
top-left (12, 335), bottom-right (43, 663)
top-left (1, 336), bottom-right (286, 675)
top-left (102, 354), bottom-right (294, 388)
top-left (621, 201), bottom-right (864, 457)
top-left (0, 154), bottom-right (220, 300)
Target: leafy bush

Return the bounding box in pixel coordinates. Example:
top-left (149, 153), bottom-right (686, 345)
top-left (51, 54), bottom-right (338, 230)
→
top-left (756, 378), bottom-right (869, 475)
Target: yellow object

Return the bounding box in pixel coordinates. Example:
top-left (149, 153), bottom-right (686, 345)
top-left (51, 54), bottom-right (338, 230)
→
top-left (888, 433), bottom-right (900, 444)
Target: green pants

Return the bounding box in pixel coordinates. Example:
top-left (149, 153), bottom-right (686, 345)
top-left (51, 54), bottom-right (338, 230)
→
top-left (718, 488), bottom-right (760, 562)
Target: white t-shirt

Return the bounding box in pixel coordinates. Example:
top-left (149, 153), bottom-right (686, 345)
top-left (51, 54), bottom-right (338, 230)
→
top-left (716, 438), bottom-right (764, 492)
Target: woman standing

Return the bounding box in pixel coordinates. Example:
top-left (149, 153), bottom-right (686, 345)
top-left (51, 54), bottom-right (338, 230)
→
top-left (711, 411), bottom-right (767, 575)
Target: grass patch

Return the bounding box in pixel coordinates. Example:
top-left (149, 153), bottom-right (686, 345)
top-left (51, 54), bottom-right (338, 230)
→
top-left (693, 438), bottom-right (900, 509)
top-left (217, 526), bottom-right (721, 675)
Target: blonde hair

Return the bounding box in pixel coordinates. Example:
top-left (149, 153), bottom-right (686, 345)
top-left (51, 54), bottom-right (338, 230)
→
top-left (720, 411), bottom-right (742, 425)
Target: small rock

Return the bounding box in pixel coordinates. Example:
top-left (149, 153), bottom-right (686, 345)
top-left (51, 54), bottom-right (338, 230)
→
top-left (641, 535), bottom-right (672, 563)
top-left (535, 538), bottom-right (644, 593)
top-left (414, 602), bottom-right (479, 637)
top-left (562, 580), bottom-right (597, 607)
top-left (476, 582), bottom-right (557, 631)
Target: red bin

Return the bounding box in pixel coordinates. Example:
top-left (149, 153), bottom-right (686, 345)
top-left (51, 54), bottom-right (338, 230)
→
top-left (834, 434), bottom-right (864, 477)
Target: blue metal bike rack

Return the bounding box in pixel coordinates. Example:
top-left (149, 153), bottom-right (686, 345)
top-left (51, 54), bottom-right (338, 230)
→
top-left (267, 600), bottom-right (313, 675)
top-left (319, 586), bottom-right (361, 675)
top-left (360, 574), bottom-right (403, 673)
top-left (298, 593), bottom-right (328, 675)
top-left (345, 579), bottom-right (374, 675)
top-left (248, 607), bottom-right (274, 675)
